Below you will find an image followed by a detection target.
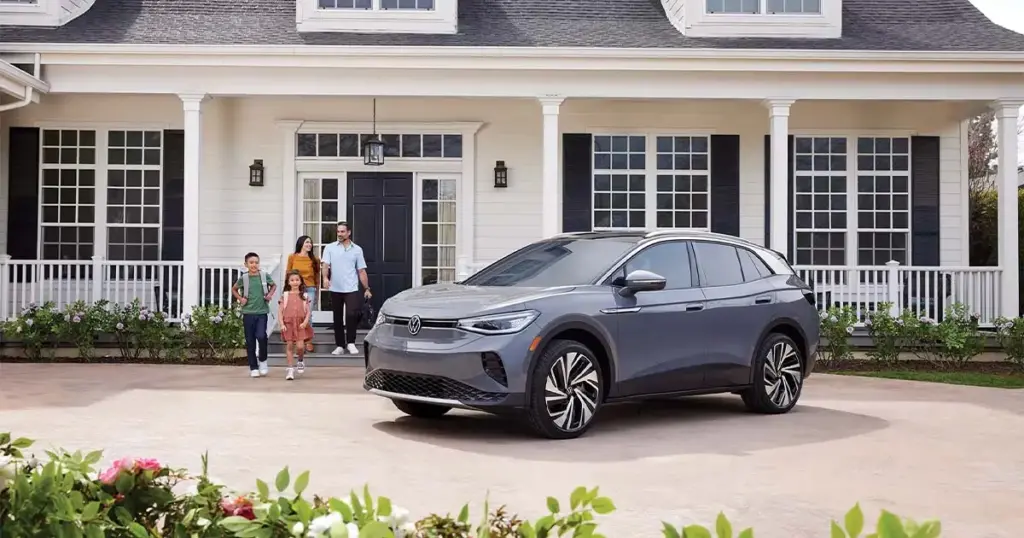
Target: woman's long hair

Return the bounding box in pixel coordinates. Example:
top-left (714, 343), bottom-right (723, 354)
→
top-left (294, 235), bottom-right (320, 282)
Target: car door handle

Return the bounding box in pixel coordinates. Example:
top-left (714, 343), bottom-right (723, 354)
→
top-left (685, 303), bottom-right (705, 312)
top-left (754, 295), bottom-right (773, 305)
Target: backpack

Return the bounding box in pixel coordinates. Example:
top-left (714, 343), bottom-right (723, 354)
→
top-left (241, 270), bottom-right (270, 298)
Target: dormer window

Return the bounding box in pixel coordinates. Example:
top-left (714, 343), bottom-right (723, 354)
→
top-left (0, 0), bottom-right (95, 27)
top-left (706, 0), bottom-right (821, 14)
top-left (676, 0), bottom-right (840, 38)
top-left (297, 0), bottom-right (455, 33)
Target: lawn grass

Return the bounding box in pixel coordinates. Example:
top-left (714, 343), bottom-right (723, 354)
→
top-left (830, 369), bottom-right (1024, 389)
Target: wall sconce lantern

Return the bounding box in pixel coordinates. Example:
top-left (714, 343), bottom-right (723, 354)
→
top-left (494, 160), bottom-right (508, 188)
top-left (363, 98), bottom-right (385, 166)
top-left (249, 159), bottom-right (265, 187)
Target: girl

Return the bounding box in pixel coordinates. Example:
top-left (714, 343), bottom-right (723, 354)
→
top-left (287, 235), bottom-right (321, 353)
top-left (278, 270), bottom-right (314, 381)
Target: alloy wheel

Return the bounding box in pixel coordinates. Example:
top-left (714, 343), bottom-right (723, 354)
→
top-left (544, 351), bottom-right (600, 432)
top-left (763, 341), bottom-right (802, 408)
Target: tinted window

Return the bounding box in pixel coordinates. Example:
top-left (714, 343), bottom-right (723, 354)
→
top-left (615, 241), bottom-right (693, 290)
top-left (463, 237), bottom-right (635, 287)
top-left (693, 242), bottom-right (744, 287)
top-left (738, 249), bottom-right (772, 282)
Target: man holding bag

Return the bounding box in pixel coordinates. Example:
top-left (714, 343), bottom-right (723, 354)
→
top-left (321, 221), bottom-right (372, 355)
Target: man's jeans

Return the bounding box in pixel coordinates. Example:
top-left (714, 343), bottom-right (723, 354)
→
top-left (243, 313), bottom-right (268, 370)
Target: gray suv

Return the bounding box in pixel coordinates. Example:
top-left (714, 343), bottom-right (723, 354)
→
top-left (363, 230), bottom-right (820, 439)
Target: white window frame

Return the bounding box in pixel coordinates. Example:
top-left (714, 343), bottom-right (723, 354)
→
top-left (295, 0), bottom-right (456, 34)
top-left (414, 172), bottom-right (459, 286)
top-left (104, 129), bottom-right (164, 262)
top-left (681, 0), bottom-right (840, 38)
top-left (853, 136), bottom-right (912, 267)
top-left (590, 131), bottom-right (713, 233)
top-left (705, 0), bottom-right (821, 14)
top-left (791, 135), bottom-right (849, 267)
top-left (38, 128), bottom-right (99, 262)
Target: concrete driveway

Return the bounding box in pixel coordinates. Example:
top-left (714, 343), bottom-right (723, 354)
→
top-left (1, 363), bottom-right (1022, 537)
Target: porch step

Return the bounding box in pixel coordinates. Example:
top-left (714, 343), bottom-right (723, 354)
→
top-left (266, 354), bottom-right (364, 368)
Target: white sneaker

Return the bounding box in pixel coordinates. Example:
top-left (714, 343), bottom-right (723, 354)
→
top-left (250, 369), bottom-right (260, 378)
top-left (296, 361), bottom-right (306, 374)
top-left (258, 361), bottom-right (269, 376)
top-left (347, 343), bottom-right (359, 355)
top-left (331, 347), bottom-right (345, 355)
top-left (285, 368), bottom-right (295, 381)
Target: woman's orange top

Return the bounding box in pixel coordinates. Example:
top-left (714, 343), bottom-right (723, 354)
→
top-left (286, 253), bottom-right (319, 288)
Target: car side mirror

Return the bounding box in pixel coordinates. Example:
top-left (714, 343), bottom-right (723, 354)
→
top-left (618, 269), bottom-right (666, 296)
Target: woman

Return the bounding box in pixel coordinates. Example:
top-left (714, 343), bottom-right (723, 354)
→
top-left (286, 235), bottom-right (320, 353)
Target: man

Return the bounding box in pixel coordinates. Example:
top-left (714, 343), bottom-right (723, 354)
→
top-left (321, 221), bottom-right (372, 355)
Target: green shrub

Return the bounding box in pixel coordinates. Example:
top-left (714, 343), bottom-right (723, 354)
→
top-left (818, 306), bottom-right (858, 367)
top-left (55, 300), bottom-right (110, 360)
top-left (2, 302), bottom-right (62, 360)
top-left (994, 316), bottom-right (1024, 370)
top-left (0, 433), bottom-right (946, 537)
top-left (182, 304), bottom-right (245, 362)
top-left (105, 299), bottom-right (174, 361)
top-left (865, 304), bottom-right (905, 366)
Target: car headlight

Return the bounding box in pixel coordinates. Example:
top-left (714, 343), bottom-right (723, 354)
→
top-left (373, 312), bottom-right (386, 328)
top-left (456, 310), bottom-right (539, 335)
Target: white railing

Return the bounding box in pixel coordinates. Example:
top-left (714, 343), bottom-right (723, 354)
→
top-left (0, 255), bottom-right (281, 325)
top-left (794, 261), bottom-right (1003, 326)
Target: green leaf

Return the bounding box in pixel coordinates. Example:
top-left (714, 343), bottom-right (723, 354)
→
top-left (535, 515), bottom-right (556, 532)
top-left (832, 521), bottom-right (848, 538)
top-left (570, 486), bottom-right (588, 510)
top-left (876, 511), bottom-right (909, 538)
top-left (363, 484), bottom-right (375, 516)
top-left (458, 503), bottom-right (470, 523)
top-left (256, 479), bottom-right (270, 500)
top-left (737, 529), bottom-right (754, 538)
top-left (715, 513), bottom-right (733, 538)
top-left (294, 498), bottom-right (313, 522)
top-left (275, 467), bottom-right (290, 492)
top-left (128, 523), bottom-right (149, 538)
top-left (547, 496), bottom-right (561, 513)
top-left (83, 450), bottom-right (103, 465)
top-left (81, 501), bottom-right (100, 521)
top-left (377, 496), bottom-right (392, 518)
top-left (84, 524), bottom-right (105, 538)
top-left (845, 504), bottom-right (865, 537)
top-left (115, 472), bottom-right (135, 494)
top-left (329, 498), bottom-right (354, 522)
top-left (349, 492), bottom-right (363, 518)
top-left (219, 516), bottom-right (256, 532)
top-left (0, 432), bottom-right (10, 445)
top-left (520, 521), bottom-right (537, 538)
top-left (359, 521), bottom-right (393, 538)
top-left (661, 523), bottom-right (682, 538)
top-left (683, 525), bottom-right (713, 538)
top-left (910, 521), bottom-right (941, 538)
top-left (590, 497), bottom-right (616, 515)
top-left (10, 437), bottom-right (34, 448)
top-left (294, 470), bottom-right (310, 496)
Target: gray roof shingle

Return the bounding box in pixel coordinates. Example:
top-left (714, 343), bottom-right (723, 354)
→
top-left (1, 0), bottom-right (1023, 51)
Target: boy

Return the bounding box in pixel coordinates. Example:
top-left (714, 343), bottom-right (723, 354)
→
top-left (232, 252), bottom-right (277, 378)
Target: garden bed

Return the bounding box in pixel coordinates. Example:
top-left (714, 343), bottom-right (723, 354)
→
top-left (817, 360), bottom-right (1024, 389)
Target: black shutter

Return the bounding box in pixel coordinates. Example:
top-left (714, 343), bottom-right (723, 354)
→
top-left (562, 134), bottom-right (593, 232)
top-left (161, 130), bottom-right (185, 262)
top-left (910, 136), bottom-right (940, 266)
top-left (763, 135), bottom-right (795, 259)
top-left (7, 127), bottom-right (40, 261)
top-left (709, 135), bottom-right (740, 236)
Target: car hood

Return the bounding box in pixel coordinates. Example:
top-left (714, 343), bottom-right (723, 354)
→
top-left (382, 283), bottom-right (575, 319)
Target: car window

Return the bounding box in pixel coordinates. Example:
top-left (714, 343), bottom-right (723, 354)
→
top-left (738, 248), bottom-right (772, 281)
top-left (610, 241), bottom-right (693, 290)
top-left (692, 242), bottom-right (744, 287)
top-left (462, 237), bottom-right (636, 287)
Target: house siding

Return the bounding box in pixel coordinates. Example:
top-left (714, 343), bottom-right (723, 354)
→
top-left (0, 95), bottom-right (968, 268)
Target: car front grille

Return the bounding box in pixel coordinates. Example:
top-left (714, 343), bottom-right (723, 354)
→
top-left (365, 369), bottom-right (506, 403)
top-left (383, 315), bottom-right (458, 329)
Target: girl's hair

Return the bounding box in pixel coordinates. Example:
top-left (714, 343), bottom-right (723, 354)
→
top-left (282, 270), bottom-right (308, 302)
top-left (293, 235), bottom-right (320, 280)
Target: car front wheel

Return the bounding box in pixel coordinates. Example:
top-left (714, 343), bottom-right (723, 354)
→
top-left (392, 399), bottom-right (451, 419)
top-left (741, 332), bottom-right (804, 414)
top-left (525, 339), bottom-right (604, 439)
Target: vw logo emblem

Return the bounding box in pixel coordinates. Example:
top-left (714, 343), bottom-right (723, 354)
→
top-left (407, 315), bottom-right (422, 336)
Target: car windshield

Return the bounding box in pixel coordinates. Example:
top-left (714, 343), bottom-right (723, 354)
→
top-left (462, 237), bottom-right (637, 287)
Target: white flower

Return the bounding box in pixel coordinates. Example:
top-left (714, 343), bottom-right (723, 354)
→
top-left (845, 325), bottom-right (854, 335)
top-left (307, 512), bottom-right (343, 537)
top-left (196, 517), bottom-right (211, 528)
top-left (828, 315), bottom-right (838, 323)
top-left (345, 523), bottom-right (360, 537)
top-left (394, 522), bottom-right (416, 538)
top-left (292, 521), bottom-right (305, 536)
top-left (0, 455), bottom-right (15, 493)
top-left (389, 506), bottom-right (410, 527)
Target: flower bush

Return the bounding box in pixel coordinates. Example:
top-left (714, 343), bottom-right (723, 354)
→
top-left (1, 302), bottom-right (62, 360)
top-left (818, 306), bottom-right (858, 367)
top-left (994, 316), bottom-right (1024, 370)
top-left (55, 300), bottom-right (110, 360)
top-left (864, 304), bottom-right (908, 367)
top-left (182, 304), bottom-right (245, 361)
top-left (0, 433), bottom-right (946, 537)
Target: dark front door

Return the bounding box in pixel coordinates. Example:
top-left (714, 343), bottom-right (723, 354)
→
top-left (347, 172), bottom-right (414, 313)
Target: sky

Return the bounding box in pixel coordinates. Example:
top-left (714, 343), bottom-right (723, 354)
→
top-left (968, 0), bottom-right (1024, 164)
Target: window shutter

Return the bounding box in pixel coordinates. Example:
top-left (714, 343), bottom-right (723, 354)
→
top-left (562, 134), bottom-right (593, 233)
top-left (709, 135), bottom-right (740, 236)
top-left (161, 130), bottom-right (185, 262)
top-left (7, 127), bottom-right (40, 261)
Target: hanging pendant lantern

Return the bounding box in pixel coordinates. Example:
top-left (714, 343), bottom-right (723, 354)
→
top-left (363, 98), bottom-right (385, 166)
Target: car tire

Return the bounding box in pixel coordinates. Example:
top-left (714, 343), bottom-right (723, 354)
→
top-left (741, 332), bottom-right (804, 414)
top-left (392, 399), bottom-right (451, 419)
top-left (525, 339), bottom-right (604, 440)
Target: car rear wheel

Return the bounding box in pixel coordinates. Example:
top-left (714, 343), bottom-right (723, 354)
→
top-left (525, 339), bottom-right (604, 440)
top-left (392, 399), bottom-right (451, 419)
top-left (741, 333), bottom-right (804, 414)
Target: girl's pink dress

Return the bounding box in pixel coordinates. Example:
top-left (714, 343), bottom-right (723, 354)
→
top-left (279, 293), bottom-right (314, 343)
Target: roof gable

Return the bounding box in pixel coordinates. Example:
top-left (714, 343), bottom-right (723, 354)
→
top-left (1, 0), bottom-right (1023, 51)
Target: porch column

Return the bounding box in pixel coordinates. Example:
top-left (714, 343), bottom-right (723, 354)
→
top-left (764, 99), bottom-right (794, 255)
top-left (540, 96), bottom-right (565, 238)
top-left (995, 99), bottom-right (1023, 317)
top-left (180, 93), bottom-right (206, 315)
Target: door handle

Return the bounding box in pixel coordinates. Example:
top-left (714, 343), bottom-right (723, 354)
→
top-left (685, 303), bottom-right (705, 312)
top-left (754, 295), bottom-right (773, 305)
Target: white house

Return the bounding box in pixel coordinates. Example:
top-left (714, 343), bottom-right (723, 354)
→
top-left (0, 0), bottom-right (1022, 327)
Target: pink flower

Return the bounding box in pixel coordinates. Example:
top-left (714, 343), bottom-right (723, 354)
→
top-left (134, 458), bottom-right (161, 472)
top-left (220, 495), bottom-right (256, 520)
top-left (99, 457), bottom-right (135, 485)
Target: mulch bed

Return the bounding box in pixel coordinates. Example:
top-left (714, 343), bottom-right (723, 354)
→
top-left (816, 359), bottom-right (1022, 375)
top-left (0, 355), bottom-right (248, 366)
